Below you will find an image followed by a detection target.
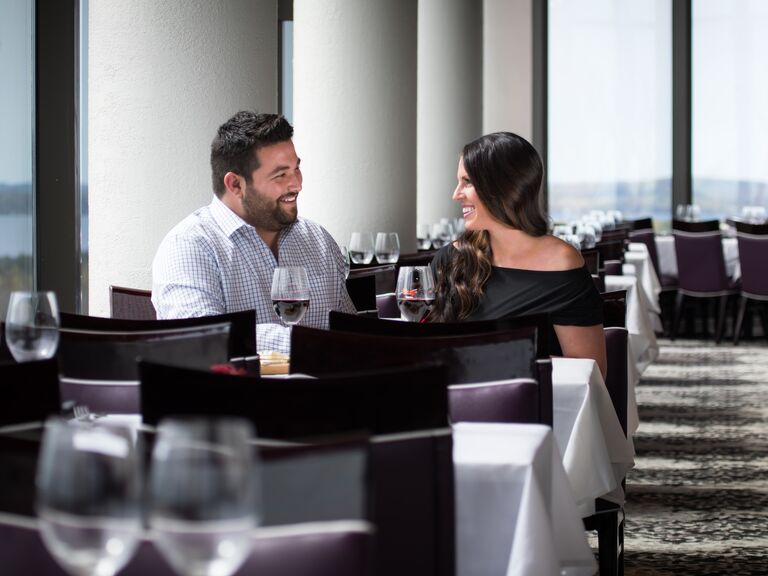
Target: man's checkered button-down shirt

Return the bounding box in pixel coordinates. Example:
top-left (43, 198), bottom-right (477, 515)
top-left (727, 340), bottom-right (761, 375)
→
top-left (152, 196), bottom-right (356, 353)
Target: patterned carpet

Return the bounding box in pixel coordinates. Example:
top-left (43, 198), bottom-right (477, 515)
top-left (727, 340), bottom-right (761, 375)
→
top-left (623, 339), bottom-right (768, 575)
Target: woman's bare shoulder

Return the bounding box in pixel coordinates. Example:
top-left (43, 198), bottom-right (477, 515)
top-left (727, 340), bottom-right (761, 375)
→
top-left (536, 235), bottom-right (584, 271)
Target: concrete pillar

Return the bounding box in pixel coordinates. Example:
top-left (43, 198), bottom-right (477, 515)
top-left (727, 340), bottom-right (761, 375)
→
top-left (293, 0), bottom-right (418, 252)
top-left (88, 0), bottom-right (278, 315)
top-left (483, 0), bottom-right (534, 139)
top-left (417, 0), bottom-right (483, 229)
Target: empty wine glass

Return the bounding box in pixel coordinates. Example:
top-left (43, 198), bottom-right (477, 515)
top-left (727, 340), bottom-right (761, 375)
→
top-left (5, 291), bottom-right (60, 362)
top-left (430, 222), bottom-right (453, 249)
top-left (416, 224), bottom-right (432, 251)
top-left (36, 418), bottom-right (142, 576)
top-left (271, 266), bottom-right (310, 326)
top-left (396, 266), bottom-right (436, 322)
top-left (149, 417), bottom-right (258, 576)
top-left (374, 232), bottom-right (400, 264)
top-left (348, 232), bottom-right (374, 265)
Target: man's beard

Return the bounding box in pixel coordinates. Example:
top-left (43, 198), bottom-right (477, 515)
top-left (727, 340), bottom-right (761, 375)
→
top-left (242, 184), bottom-right (298, 232)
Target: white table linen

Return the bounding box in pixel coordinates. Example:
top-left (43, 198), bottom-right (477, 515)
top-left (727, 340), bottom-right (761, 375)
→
top-left (625, 243), bottom-right (663, 333)
top-left (552, 358), bottom-right (635, 516)
top-left (453, 422), bottom-right (596, 576)
top-left (604, 274), bottom-right (659, 376)
top-left (655, 235), bottom-right (740, 280)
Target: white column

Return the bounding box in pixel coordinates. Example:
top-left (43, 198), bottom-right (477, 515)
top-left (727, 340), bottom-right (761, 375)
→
top-left (417, 0), bottom-right (483, 229)
top-left (88, 0), bottom-right (278, 315)
top-left (292, 0), bottom-right (418, 252)
top-left (483, 0), bottom-right (534, 139)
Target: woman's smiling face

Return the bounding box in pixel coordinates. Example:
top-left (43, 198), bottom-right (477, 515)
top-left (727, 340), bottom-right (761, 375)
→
top-left (452, 156), bottom-right (494, 231)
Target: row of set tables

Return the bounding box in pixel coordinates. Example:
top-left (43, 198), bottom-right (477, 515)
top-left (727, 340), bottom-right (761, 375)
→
top-left (0, 239), bottom-right (666, 576)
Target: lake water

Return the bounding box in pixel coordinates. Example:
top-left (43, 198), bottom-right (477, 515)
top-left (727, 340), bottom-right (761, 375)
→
top-left (0, 214), bottom-right (33, 257)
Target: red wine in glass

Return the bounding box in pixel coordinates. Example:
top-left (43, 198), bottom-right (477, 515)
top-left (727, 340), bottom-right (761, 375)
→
top-left (397, 297), bottom-right (434, 323)
top-left (272, 299), bottom-right (309, 325)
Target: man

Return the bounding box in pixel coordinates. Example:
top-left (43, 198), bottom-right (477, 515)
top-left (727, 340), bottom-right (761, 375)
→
top-left (152, 111), bottom-right (356, 353)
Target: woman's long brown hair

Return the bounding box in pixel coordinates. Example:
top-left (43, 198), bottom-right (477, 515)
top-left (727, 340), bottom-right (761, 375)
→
top-left (430, 132), bottom-right (548, 322)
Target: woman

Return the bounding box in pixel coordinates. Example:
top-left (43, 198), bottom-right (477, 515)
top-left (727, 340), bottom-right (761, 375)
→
top-left (430, 132), bottom-right (607, 378)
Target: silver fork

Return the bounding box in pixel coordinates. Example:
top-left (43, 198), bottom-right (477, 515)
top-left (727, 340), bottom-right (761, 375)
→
top-left (72, 405), bottom-right (90, 420)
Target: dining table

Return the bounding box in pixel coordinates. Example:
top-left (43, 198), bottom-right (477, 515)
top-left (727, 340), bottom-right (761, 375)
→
top-left (453, 422), bottom-right (597, 576)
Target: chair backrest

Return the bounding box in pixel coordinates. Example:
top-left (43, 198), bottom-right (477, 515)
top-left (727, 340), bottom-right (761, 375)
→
top-left (735, 223), bottom-right (768, 297)
top-left (109, 285), bottom-right (156, 320)
top-left (58, 322), bottom-right (231, 380)
top-left (630, 217), bottom-right (653, 231)
top-left (375, 292), bottom-right (400, 319)
top-left (328, 310), bottom-right (552, 359)
top-left (139, 360), bottom-right (450, 436)
top-left (601, 290), bottom-right (627, 328)
top-left (603, 327), bottom-right (629, 436)
top-left (672, 218), bottom-right (720, 233)
top-left (296, 324), bottom-right (537, 384)
top-left (448, 378), bottom-right (541, 424)
top-left (346, 265), bottom-right (397, 312)
top-left (138, 359), bottom-right (453, 576)
top-left (581, 248), bottom-right (600, 275)
top-left (396, 251), bottom-right (436, 268)
top-left (0, 359), bottom-right (61, 426)
top-left (0, 437), bottom-right (375, 576)
top-left (595, 239), bottom-right (626, 265)
top-left (672, 228), bottom-right (731, 294)
top-left (60, 309), bottom-right (257, 358)
top-left (57, 323), bottom-right (231, 414)
top-left (599, 228), bottom-right (629, 244)
top-left (628, 228), bottom-right (662, 278)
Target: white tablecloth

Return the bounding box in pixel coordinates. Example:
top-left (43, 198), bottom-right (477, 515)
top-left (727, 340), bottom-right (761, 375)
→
top-left (552, 358), bottom-right (635, 516)
top-left (655, 235), bottom-right (740, 280)
top-left (453, 422), bottom-right (596, 576)
top-left (625, 243), bottom-right (663, 334)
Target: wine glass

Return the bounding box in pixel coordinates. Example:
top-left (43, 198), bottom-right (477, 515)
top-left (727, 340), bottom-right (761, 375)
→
top-left (270, 266), bottom-right (310, 326)
top-left (36, 418), bottom-right (142, 576)
top-left (149, 417), bottom-right (258, 576)
top-left (396, 266), bottom-right (436, 322)
top-left (5, 290), bottom-right (60, 362)
top-left (416, 224), bottom-right (432, 250)
top-left (374, 232), bottom-right (400, 264)
top-left (348, 232), bottom-right (374, 265)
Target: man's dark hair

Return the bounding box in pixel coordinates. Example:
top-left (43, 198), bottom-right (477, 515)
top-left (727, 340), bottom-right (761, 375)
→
top-left (210, 111), bottom-right (294, 197)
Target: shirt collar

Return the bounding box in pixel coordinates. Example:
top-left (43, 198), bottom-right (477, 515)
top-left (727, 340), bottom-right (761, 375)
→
top-left (209, 195), bottom-right (301, 243)
top-left (209, 195), bottom-right (249, 238)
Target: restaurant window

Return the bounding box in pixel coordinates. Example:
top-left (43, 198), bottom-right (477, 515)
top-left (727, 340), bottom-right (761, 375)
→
top-left (547, 0), bottom-right (673, 226)
top-left (692, 0), bottom-right (768, 220)
top-left (0, 0), bottom-right (35, 318)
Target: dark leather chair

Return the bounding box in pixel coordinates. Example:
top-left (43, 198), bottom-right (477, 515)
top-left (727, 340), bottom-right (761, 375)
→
top-left (375, 292), bottom-right (400, 319)
top-left (57, 322), bottom-right (231, 413)
top-left (602, 290), bottom-right (627, 328)
top-left (671, 220), bottom-right (738, 343)
top-left (628, 217), bottom-right (677, 334)
top-left (346, 265), bottom-right (397, 313)
top-left (671, 218), bottom-right (719, 233)
top-left (293, 324), bottom-right (538, 384)
top-left (448, 378), bottom-right (541, 424)
top-left (60, 309), bottom-right (257, 359)
top-left (328, 310), bottom-right (552, 359)
top-left (139, 360), bottom-right (449, 436)
top-left (0, 359), bottom-right (61, 426)
top-left (583, 326), bottom-right (629, 576)
top-left (109, 285), bottom-right (156, 320)
top-left (733, 220), bottom-right (768, 344)
top-left (139, 359), bottom-right (454, 576)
